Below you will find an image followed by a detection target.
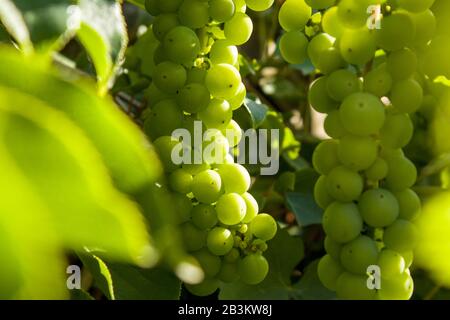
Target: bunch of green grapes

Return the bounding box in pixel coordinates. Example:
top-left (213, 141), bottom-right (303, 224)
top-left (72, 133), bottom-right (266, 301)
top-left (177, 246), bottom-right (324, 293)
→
top-left (277, 0), bottom-right (440, 299)
top-left (142, 0), bottom-right (277, 296)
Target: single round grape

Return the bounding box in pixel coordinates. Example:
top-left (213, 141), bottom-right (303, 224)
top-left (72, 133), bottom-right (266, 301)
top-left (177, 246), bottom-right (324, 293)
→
top-left (326, 166), bottom-right (364, 202)
top-left (191, 204), bottom-right (218, 230)
top-left (305, 0), bottom-right (336, 9)
top-left (173, 192), bottom-right (193, 223)
top-left (246, 0), bottom-right (274, 11)
top-left (384, 155), bottom-right (417, 191)
top-left (207, 227), bottom-right (234, 255)
top-left (228, 82), bottom-right (246, 110)
top-left (308, 33), bottom-right (334, 67)
top-left (375, 12), bottom-right (416, 51)
top-left (359, 189), bottom-right (399, 227)
top-left (176, 83), bottom-right (210, 114)
top-left (278, 0), bottom-right (312, 31)
top-left (393, 189), bottom-right (421, 221)
top-left (398, 0), bottom-right (435, 13)
top-left (210, 40), bottom-right (238, 65)
top-left (322, 6), bottom-right (345, 38)
top-left (209, 0), bottom-right (235, 23)
top-left (205, 64), bottom-right (241, 100)
top-left (326, 70), bottom-right (361, 102)
top-left (216, 163), bottom-right (250, 194)
top-left (185, 278), bottom-right (220, 296)
top-left (365, 157), bottom-right (388, 181)
top-left (158, 0), bottom-right (183, 12)
top-left (222, 120), bottom-right (242, 147)
top-left (308, 77), bottom-right (339, 113)
top-left (153, 136), bottom-right (183, 172)
top-left (144, 99), bottom-right (183, 139)
top-left (377, 272), bottom-right (414, 300)
top-left (410, 9), bottom-right (436, 46)
top-left (186, 67), bottom-right (207, 84)
top-left (146, 83), bottom-right (170, 107)
top-left (339, 28), bottom-right (377, 65)
top-left (337, 135), bottom-right (378, 171)
top-left (336, 272), bottom-right (377, 300)
top-left (145, 0), bottom-right (160, 15)
top-left (224, 12), bottom-right (253, 45)
top-left (163, 26), bottom-right (200, 65)
top-left (386, 48), bottom-right (418, 81)
top-left (191, 169), bottom-right (223, 204)
top-left (224, 248), bottom-right (240, 263)
top-left (201, 129), bottom-right (230, 164)
top-left (153, 61), bottom-right (187, 94)
top-left (377, 249), bottom-right (406, 279)
top-left (364, 63), bottom-right (393, 97)
top-left (390, 79), bottom-right (423, 114)
top-left (339, 92), bottom-right (385, 136)
top-left (218, 262), bottom-right (239, 282)
top-left (250, 213), bottom-right (277, 241)
top-left (312, 139), bottom-right (340, 175)
top-left (340, 235), bottom-right (378, 275)
top-left (324, 236), bottom-right (342, 261)
top-left (178, 0), bottom-right (209, 29)
top-left (238, 254), bottom-right (269, 285)
top-left (318, 255), bottom-right (343, 291)
top-left (169, 168), bottom-right (193, 194)
top-left (198, 98), bottom-right (232, 130)
top-left (324, 110), bottom-right (346, 138)
top-left (181, 222), bottom-right (207, 251)
top-left (317, 47), bottom-right (347, 74)
top-left (314, 175), bottom-right (334, 209)
top-left (337, 0), bottom-right (368, 29)
top-left (279, 31), bottom-right (309, 65)
top-left (241, 192), bottom-right (259, 223)
top-left (152, 14), bottom-right (179, 41)
top-left (322, 202), bottom-right (363, 243)
top-left (380, 112), bottom-right (414, 149)
top-left (193, 248), bottom-right (222, 277)
top-left (216, 193), bottom-right (247, 225)
top-left (383, 219), bottom-right (419, 252)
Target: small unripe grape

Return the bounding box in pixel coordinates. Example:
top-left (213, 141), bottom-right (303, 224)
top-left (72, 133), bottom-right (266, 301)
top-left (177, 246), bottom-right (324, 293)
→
top-left (340, 235), bottom-right (378, 275)
top-left (359, 189), bottom-right (399, 227)
top-left (216, 193), bottom-right (247, 225)
top-left (250, 214), bottom-right (277, 241)
top-left (326, 166), bottom-right (363, 202)
top-left (383, 219), bottom-right (419, 252)
top-left (318, 255), bottom-right (343, 291)
top-left (191, 204), bottom-right (218, 230)
top-left (322, 202), bottom-right (363, 243)
top-left (238, 254), bottom-right (269, 285)
top-left (191, 170), bottom-right (223, 204)
top-left (207, 227), bottom-right (234, 255)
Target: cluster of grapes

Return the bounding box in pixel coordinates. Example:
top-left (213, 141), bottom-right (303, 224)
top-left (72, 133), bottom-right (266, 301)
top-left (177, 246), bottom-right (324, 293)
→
top-left (278, 0), bottom-right (439, 299)
top-left (143, 0), bottom-right (277, 296)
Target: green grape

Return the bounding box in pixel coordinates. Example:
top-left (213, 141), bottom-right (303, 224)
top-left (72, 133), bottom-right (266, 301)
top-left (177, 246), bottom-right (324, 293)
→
top-left (380, 147), bottom-right (405, 160)
top-left (153, 136), bottom-right (182, 172)
top-left (181, 222), bottom-right (207, 251)
top-left (146, 83), bottom-right (170, 107)
top-left (224, 12), bottom-right (253, 45)
top-left (169, 168), bottom-right (193, 194)
top-left (377, 272), bottom-right (414, 300)
top-left (380, 112), bottom-right (413, 149)
top-left (228, 83), bottom-right (246, 110)
top-left (308, 77), bottom-right (339, 113)
top-left (390, 79), bottom-right (423, 114)
top-left (198, 99), bottom-right (232, 130)
top-left (250, 213), bottom-right (277, 241)
top-left (152, 14), bottom-right (179, 41)
top-left (318, 255), bottom-right (344, 291)
top-left (359, 189), bottom-right (399, 227)
top-left (314, 175), bottom-right (334, 209)
top-left (383, 219), bottom-right (419, 252)
top-left (173, 192), bottom-right (193, 223)
top-left (185, 278), bottom-right (220, 296)
top-left (326, 166), bottom-right (364, 202)
top-left (336, 272), bottom-right (377, 300)
top-left (385, 155), bottom-right (417, 191)
top-left (422, 35), bottom-right (450, 79)
top-left (176, 83), bottom-right (210, 114)
top-left (158, 0), bottom-right (183, 13)
top-left (218, 262), bottom-right (239, 282)
top-left (393, 189), bottom-right (421, 221)
top-left (378, 249), bottom-right (406, 279)
top-left (317, 47), bottom-right (347, 74)
top-left (224, 248), bottom-right (240, 262)
top-left (340, 235), bottom-right (378, 275)
top-left (376, 12), bottom-right (416, 51)
top-left (193, 248), bottom-right (222, 277)
top-left (205, 64), bottom-right (241, 100)
top-left (207, 227), bottom-right (234, 255)
top-left (324, 236), bottom-right (342, 261)
top-left (178, 0), bottom-right (209, 28)
top-left (187, 67), bottom-right (207, 84)
top-left (363, 63), bottom-right (393, 97)
top-left (210, 40), bottom-right (238, 65)
top-left (238, 254), bottom-right (269, 285)
top-left (163, 26), bottom-right (200, 65)
top-left (339, 92), bottom-right (385, 136)
top-left (216, 163), bottom-right (250, 194)
top-left (326, 69), bottom-right (361, 101)
top-left (324, 110), bottom-right (346, 138)
top-left (398, 0), bottom-right (435, 13)
top-left (144, 99), bottom-right (183, 139)
top-left (233, 0), bottom-right (247, 12)
top-left (337, 135), bottom-right (378, 171)
top-left (401, 251), bottom-right (413, 269)
top-left (216, 193), bottom-right (247, 225)
top-left (386, 48), bottom-right (418, 81)
top-left (145, 0), bottom-right (160, 15)
top-left (153, 44), bottom-right (167, 65)
top-left (308, 33), bottom-right (334, 67)
top-left (191, 204), bottom-right (218, 230)
top-left (305, 0), bottom-right (336, 9)
top-left (278, 0), bottom-right (312, 32)
top-left (222, 120), bottom-right (242, 147)
top-left (191, 169), bottom-right (223, 204)
top-left (279, 31), bottom-right (309, 65)
top-left (201, 129), bottom-right (230, 164)
top-left (322, 6), bottom-right (345, 38)
top-left (337, 0), bottom-right (368, 29)
top-left (153, 61), bottom-right (187, 94)
top-left (322, 202), bottom-right (363, 243)
top-left (312, 139), bottom-right (340, 175)
top-left (365, 157), bottom-right (388, 181)
top-left (246, 0), bottom-right (274, 11)
top-left (241, 192), bottom-right (259, 223)
top-left (209, 0), bottom-right (236, 23)
top-left (410, 9), bottom-right (436, 46)
top-left (339, 28), bottom-right (376, 65)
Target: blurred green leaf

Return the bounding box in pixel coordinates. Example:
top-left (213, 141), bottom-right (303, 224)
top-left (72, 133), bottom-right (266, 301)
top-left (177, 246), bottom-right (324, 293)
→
top-left (292, 260), bottom-right (336, 300)
top-left (80, 253), bottom-right (115, 300)
top-left (70, 289), bottom-right (95, 300)
top-left (244, 97), bottom-right (269, 128)
top-left (286, 192), bottom-right (322, 227)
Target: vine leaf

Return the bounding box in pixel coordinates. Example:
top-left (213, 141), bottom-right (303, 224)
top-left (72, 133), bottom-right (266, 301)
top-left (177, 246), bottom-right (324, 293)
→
top-left (292, 260), bottom-right (336, 300)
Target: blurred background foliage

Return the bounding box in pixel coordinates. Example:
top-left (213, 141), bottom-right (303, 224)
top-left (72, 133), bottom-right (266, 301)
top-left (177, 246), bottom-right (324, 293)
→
top-left (0, 0), bottom-right (449, 300)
